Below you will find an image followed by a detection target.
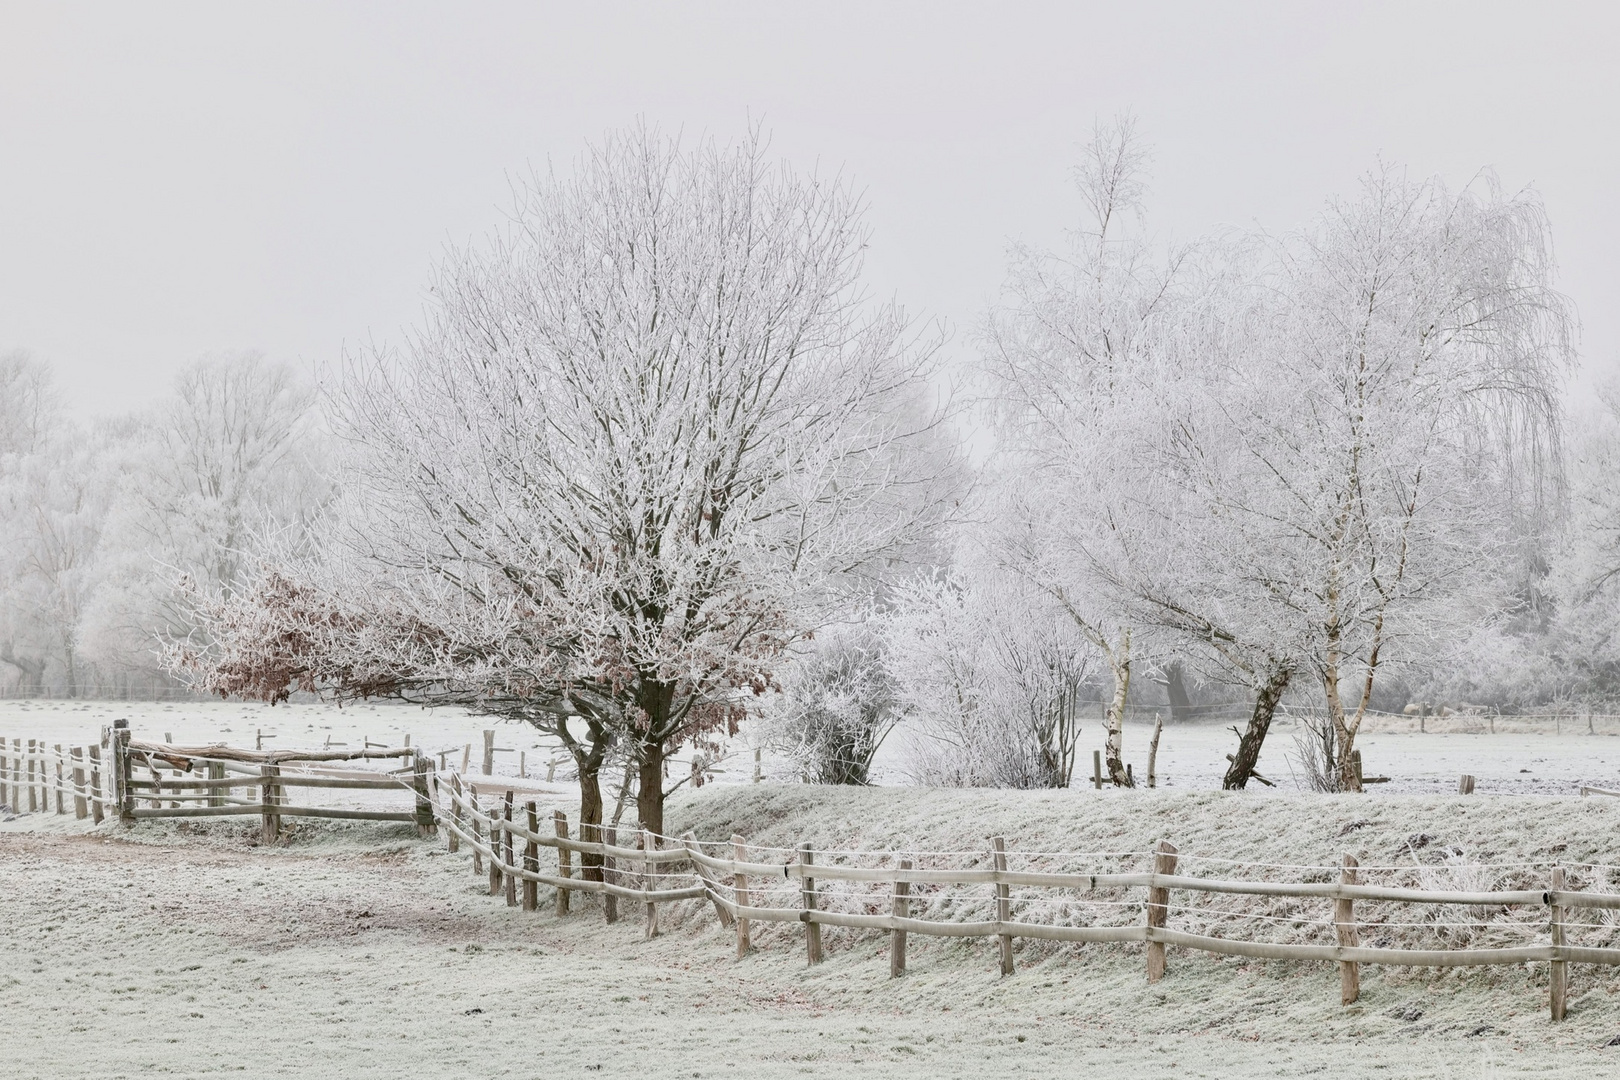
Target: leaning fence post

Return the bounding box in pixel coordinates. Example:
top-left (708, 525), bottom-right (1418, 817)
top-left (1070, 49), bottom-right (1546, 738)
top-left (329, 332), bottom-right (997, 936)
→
top-left (799, 843), bottom-right (822, 965)
top-left (602, 825), bottom-right (619, 925)
top-left (481, 730), bottom-right (495, 775)
top-left (503, 792), bottom-right (518, 908)
top-left (554, 810), bottom-right (572, 916)
top-left (1146, 840), bottom-right (1178, 982)
top-left (470, 811), bottom-right (484, 875)
top-left (732, 834), bottom-right (750, 957)
top-left (522, 802), bottom-right (540, 911)
top-left (1335, 854), bottom-right (1361, 1004)
top-left (642, 829), bottom-right (660, 939)
top-left (992, 836), bottom-right (1014, 976)
top-left (71, 747), bottom-right (87, 819)
top-left (88, 745), bottom-right (104, 824)
top-left (891, 857), bottom-right (912, 978)
top-left (1550, 866), bottom-right (1568, 1022)
top-left (681, 831), bottom-right (734, 928)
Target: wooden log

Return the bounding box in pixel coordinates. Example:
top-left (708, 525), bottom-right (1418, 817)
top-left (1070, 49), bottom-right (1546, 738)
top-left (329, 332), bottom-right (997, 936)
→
top-left (71, 747), bottom-right (87, 819)
top-left (27, 739), bottom-right (36, 813)
top-left (800, 843), bottom-right (822, 965)
top-left (643, 829), bottom-right (660, 938)
top-left (1335, 854), bottom-right (1361, 1005)
top-left (129, 740), bottom-right (415, 765)
top-left (682, 831), bottom-right (734, 928)
top-left (88, 744), bottom-right (104, 824)
top-left (488, 809), bottom-right (503, 896)
top-left (522, 802), bottom-right (540, 911)
top-left (1551, 866), bottom-right (1568, 1022)
top-left (1146, 840), bottom-right (1178, 982)
top-left (1458, 774), bottom-right (1475, 795)
top-left (554, 810), bottom-right (572, 916)
top-left (993, 836), bottom-right (1014, 976)
top-left (1147, 715), bottom-right (1163, 788)
top-left (260, 764), bottom-right (280, 843)
top-left (54, 744), bottom-right (66, 814)
top-left (891, 858), bottom-right (912, 978)
top-left (503, 793), bottom-right (518, 908)
top-left (482, 730), bottom-right (494, 775)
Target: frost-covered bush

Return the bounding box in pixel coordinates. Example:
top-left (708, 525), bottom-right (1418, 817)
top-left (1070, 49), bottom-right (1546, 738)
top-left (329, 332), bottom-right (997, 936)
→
top-left (767, 624), bottom-right (897, 785)
top-left (883, 569), bottom-right (1090, 788)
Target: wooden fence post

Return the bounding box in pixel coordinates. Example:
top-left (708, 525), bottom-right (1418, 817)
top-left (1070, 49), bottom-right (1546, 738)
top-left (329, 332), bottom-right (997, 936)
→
top-left (88, 745), bottom-right (104, 824)
top-left (602, 825), bottom-right (619, 925)
top-left (413, 754), bottom-right (436, 838)
top-left (753, 747), bottom-right (761, 784)
top-left (731, 834), bottom-right (751, 957)
top-left (891, 857), bottom-right (912, 978)
top-left (1335, 854), bottom-right (1361, 1005)
top-left (503, 792), bottom-right (518, 908)
top-left (800, 843), bottom-right (822, 965)
top-left (1550, 866), bottom-right (1568, 1022)
top-left (681, 831), bottom-right (734, 928)
top-left (1093, 750), bottom-right (1103, 790)
top-left (70, 747), bottom-right (87, 819)
top-left (522, 802), bottom-right (540, 911)
top-left (1146, 840), bottom-right (1178, 982)
top-left (26, 739), bottom-right (36, 813)
top-left (643, 829), bottom-right (660, 939)
top-left (554, 810), bottom-right (572, 916)
top-left (260, 764), bottom-right (280, 844)
top-left (0, 735), bottom-right (8, 809)
top-left (114, 723), bottom-right (134, 824)
top-left (487, 808), bottom-right (503, 896)
top-left (54, 744), bottom-right (65, 814)
top-left (470, 812), bottom-right (484, 875)
top-left (446, 774), bottom-right (463, 853)
top-left (992, 836), bottom-right (1014, 976)
top-left (206, 760), bottom-right (225, 808)
top-left (481, 730), bottom-right (494, 775)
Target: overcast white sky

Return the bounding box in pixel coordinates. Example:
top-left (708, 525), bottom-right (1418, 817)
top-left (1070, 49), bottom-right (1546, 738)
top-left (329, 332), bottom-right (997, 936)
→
top-left (2, 2), bottom-right (1616, 418)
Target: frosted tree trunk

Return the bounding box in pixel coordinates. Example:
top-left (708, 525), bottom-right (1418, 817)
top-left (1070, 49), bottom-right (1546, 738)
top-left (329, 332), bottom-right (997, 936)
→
top-left (1221, 667), bottom-right (1290, 790)
top-left (1102, 629), bottom-right (1132, 787)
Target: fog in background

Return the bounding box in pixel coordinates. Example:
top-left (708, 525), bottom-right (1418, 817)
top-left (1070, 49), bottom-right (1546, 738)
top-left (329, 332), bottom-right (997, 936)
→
top-left (3, 2), bottom-right (1617, 417)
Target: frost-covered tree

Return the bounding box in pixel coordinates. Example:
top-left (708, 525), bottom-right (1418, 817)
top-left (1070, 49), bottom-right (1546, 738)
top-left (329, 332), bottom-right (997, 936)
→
top-left (82, 353), bottom-right (327, 681)
top-left (174, 127), bottom-right (955, 836)
top-left (981, 114), bottom-right (1184, 786)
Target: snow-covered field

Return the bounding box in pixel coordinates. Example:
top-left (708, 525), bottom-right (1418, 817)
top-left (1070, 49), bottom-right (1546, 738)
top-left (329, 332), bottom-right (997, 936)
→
top-left (8, 702), bottom-right (1620, 1077)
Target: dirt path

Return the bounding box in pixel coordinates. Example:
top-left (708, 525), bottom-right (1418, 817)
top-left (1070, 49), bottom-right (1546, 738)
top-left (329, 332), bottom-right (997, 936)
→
top-left (2, 826), bottom-right (1616, 1078)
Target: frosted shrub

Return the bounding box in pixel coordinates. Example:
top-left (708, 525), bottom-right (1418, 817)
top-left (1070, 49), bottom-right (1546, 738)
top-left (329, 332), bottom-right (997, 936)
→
top-left (769, 624), bottom-right (898, 785)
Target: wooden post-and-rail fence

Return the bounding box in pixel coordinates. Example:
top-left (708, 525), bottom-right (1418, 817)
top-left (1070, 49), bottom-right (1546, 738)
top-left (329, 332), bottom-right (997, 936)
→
top-left (8, 729), bottom-right (1620, 1024)
top-left (438, 779), bottom-right (1620, 1023)
top-left (2, 724), bottom-right (435, 843)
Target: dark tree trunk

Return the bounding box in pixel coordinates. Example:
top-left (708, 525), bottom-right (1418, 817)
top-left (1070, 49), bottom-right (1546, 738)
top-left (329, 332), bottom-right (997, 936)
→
top-left (1162, 662), bottom-right (1194, 724)
top-left (578, 766), bottom-right (604, 882)
top-left (636, 741), bottom-right (665, 836)
top-left (1223, 668), bottom-right (1291, 790)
